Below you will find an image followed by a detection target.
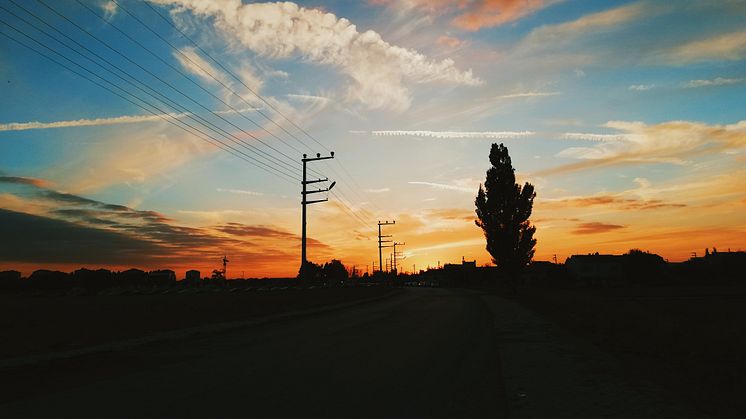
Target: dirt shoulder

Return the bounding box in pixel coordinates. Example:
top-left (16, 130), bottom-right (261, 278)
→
top-left (500, 285), bottom-right (746, 419)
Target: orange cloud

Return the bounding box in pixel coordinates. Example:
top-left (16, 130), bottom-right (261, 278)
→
top-left (437, 35), bottom-right (465, 48)
top-left (372, 0), bottom-right (552, 31)
top-left (572, 222), bottom-right (625, 235)
top-left (452, 0), bottom-right (550, 31)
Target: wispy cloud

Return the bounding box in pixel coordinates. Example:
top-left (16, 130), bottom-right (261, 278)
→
top-left (216, 188), bottom-right (264, 196)
top-left (542, 119), bottom-right (746, 175)
top-left (561, 133), bottom-right (628, 142)
top-left (285, 94), bottom-right (332, 105)
top-left (662, 30), bottom-right (746, 65)
top-left (0, 108), bottom-right (257, 132)
top-left (681, 77), bottom-right (746, 88)
top-left (572, 222), bottom-right (625, 235)
top-left (363, 130), bottom-right (535, 139)
top-left (371, 0), bottom-right (557, 31)
top-left (155, 0), bottom-right (481, 111)
top-left (499, 91), bottom-right (560, 99)
top-left (629, 84), bottom-right (654, 91)
top-left (0, 113), bottom-right (182, 132)
top-left (365, 188), bottom-right (391, 193)
top-left (520, 3), bottom-right (651, 50)
top-left (408, 181), bottom-right (474, 193)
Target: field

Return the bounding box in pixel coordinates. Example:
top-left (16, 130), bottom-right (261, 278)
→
top-left (0, 285), bottom-right (391, 361)
top-left (510, 285), bottom-right (746, 419)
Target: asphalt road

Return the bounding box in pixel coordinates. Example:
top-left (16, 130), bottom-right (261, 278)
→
top-left (1, 287), bottom-right (707, 419)
top-left (1, 288), bottom-right (505, 419)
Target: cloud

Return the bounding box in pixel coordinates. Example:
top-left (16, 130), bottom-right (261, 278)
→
top-left (437, 35), bottom-right (465, 48)
top-left (663, 31), bottom-right (746, 64)
top-left (681, 77), bottom-right (746, 89)
top-left (0, 179), bottom-right (323, 273)
top-left (561, 132), bottom-right (628, 142)
top-left (365, 188), bottom-right (391, 193)
top-left (543, 195), bottom-right (686, 211)
top-left (285, 94), bottom-right (332, 106)
top-left (61, 126), bottom-right (215, 192)
top-left (629, 84), bottom-right (654, 91)
top-left (452, 0), bottom-right (556, 31)
top-left (0, 113), bottom-right (181, 132)
top-left (408, 181), bottom-right (475, 193)
top-left (174, 47), bottom-right (228, 85)
top-left (0, 208), bottom-right (164, 264)
top-left (0, 176), bottom-right (49, 188)
top-left (498, 91), bottom-right (560, 98)
top-left (153, 0), bottom-right (481, 111)
top-left (572, 221), bottom-right (625, 235)
top-left (214, 222), bottom-right (295, 239)
top-left (0, 108), bottom-right (256, 132)
top-left (542, 119), bottom-right (746, 175)
top-left (366, 130), bottom-right (535, 139)
top-left (520, 3), bottom-right (649, 50)
top-left (216, 188), bottom-right (264, 196)
top-left (101, 0), bottom-right (117, 20)
top-left (373, 0), bottom-right (557, 31)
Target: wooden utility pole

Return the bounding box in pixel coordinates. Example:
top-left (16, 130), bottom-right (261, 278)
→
top-left (301, 152), bottom-right (335, 277)
top-left (377, 220), bottom-right (395, 272)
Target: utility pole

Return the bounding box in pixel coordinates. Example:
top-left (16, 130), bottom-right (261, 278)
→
top-left (553, 254), bottom-right (557, 264)
top-left (222, 255), bottom-right (229, 279)
top-left (301, 152), bottom-right (335, 278)
top-left (393, 242), bottom-right (405, 274)
top-left (377, 220), bottom-right (395, 272)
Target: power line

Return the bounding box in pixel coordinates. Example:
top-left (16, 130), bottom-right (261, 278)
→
top-left (139, 0), bottom-right (385, 219)
top-left (37, 0), bottom-right (303, 176)
top-left (0, 20), bottom-right (298, 184)
top-left (2, 1), bottom-right (301, 179)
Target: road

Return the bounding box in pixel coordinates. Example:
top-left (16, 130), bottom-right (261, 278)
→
top-left (1, 288), bottom-right (707, 419)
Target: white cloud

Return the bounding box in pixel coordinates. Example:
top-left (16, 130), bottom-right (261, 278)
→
top-left (286, 94), bottom-right (332, 105)
top-left (629, 84), bottom-right (654, 91)
top-left (216, 188), bottom-right (264, 196)
top-left (0, 113), bottom-right (181, 132)
top-left (408, 181), bottom-right (474, 193)
top-left (365, 188), bottom-right (390, 193)
top-left (153, 0), bottom-right (482, 111)
top-left (367, 130), bottom-right (535, 139)
top-left (681, 77), bottom-right (745, 88)
top-left (561, 132), bottom-right (629, 142)
top-left (101, 0), bottom-right (117, 19)
top-left (0, 108), bottom-right (256, 132)
top-left (499, 91), bottom-right (560, 99)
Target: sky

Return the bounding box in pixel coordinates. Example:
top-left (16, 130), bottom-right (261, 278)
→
top-left (1, 0), bottom-right (745, 278)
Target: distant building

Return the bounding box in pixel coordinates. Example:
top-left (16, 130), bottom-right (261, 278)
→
top-left (185, 270), bottom-right (201, 282)
top-left (566, 254), bottom-right (624, 285)
top-left (148, 269), bottom-right (176, 284)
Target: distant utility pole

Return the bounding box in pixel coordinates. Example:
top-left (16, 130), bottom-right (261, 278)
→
top-left (393, 242), bottom-right (405, 274)
top-left (301, 152), bottom-right (335, 276)
top-left (222, 255), bottom-right (229, 279)
top-left (378, 220), bottom-right (395, 272)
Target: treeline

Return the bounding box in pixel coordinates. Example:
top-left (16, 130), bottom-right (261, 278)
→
top-left (0, 268), bottom-right (178, 292)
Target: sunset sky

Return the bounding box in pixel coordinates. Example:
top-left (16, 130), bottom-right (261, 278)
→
top-left (1, 0), bottom-right (745, 278)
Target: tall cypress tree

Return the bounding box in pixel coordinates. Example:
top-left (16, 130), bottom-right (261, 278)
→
top-left (475, 143), bottom-right (536, 281)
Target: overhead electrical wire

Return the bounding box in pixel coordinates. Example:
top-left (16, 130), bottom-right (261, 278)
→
top-left (2, 1), bottom-right (301, 179)
top-left (136, 0), bottom-right (386, 223)
top-left (0, 27), bottom-right (299, 185)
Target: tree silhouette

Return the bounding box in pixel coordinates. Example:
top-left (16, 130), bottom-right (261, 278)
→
top-left (475, 143), bottom-right (536, 287)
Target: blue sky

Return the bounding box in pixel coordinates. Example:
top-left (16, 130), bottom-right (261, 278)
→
top-left (1, 0), bottom-right (745, 276)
